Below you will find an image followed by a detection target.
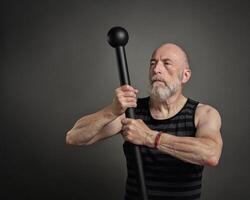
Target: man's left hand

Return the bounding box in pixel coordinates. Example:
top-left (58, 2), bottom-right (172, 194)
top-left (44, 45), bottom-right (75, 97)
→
top-left (121, 118), bottom-right (157, 147)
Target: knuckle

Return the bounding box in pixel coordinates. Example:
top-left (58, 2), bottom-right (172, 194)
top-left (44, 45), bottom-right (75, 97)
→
top-left (117, 95), bottom-right (122, 101)
top-left (131, 92), bottom-right (136, 97)
top-left (117, 90), bottom-right (123, 96)
top-left (121, 85), bottom-right (128, 90)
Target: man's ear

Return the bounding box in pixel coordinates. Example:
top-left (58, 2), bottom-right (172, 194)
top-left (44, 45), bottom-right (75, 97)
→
top-left (181, 68), bottom-right (191, 83)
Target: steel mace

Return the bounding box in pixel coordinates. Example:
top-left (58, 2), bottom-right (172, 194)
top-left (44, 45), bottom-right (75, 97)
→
top-left (107, 26), bottom-right (148, 200)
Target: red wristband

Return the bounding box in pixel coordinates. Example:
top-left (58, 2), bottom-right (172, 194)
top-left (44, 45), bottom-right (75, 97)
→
top-left (154, 132), bottom-right (162, 149)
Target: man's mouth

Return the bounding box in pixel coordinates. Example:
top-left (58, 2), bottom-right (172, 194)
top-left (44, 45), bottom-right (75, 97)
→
top-left (152, 80), bottom-right (166, 85)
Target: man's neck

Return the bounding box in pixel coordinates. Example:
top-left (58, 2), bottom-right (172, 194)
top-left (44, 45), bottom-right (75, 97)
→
top-left (149, 92), bottom-right (187, 120)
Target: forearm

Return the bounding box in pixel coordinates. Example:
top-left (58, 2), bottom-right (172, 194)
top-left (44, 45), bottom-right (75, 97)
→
top-left (66, 104), bottom-right (117, 145)
top-left (146, 132), bottom-right (219, 166)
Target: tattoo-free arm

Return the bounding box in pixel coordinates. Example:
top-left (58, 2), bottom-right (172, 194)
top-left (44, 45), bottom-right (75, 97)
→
top-left (66, 105), bottom-right (122, 145)
top-left (146, 105), bottom-right (223, 166)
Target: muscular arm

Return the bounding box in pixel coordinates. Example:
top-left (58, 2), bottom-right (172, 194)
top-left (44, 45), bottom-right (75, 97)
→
top-left (66, 85), bottom-right (137, 146)
top-left (66, 105), bottom-right (121, 145)
top-left (147, 104), bottom-right (223, 166)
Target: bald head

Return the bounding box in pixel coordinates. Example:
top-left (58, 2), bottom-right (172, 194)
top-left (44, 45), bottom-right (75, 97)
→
top-left (152, 43), bottom-right (190, 69)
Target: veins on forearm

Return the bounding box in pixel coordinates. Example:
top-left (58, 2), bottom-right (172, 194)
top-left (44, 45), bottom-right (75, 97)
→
top-left (158, 135), bottom-right (216, 165)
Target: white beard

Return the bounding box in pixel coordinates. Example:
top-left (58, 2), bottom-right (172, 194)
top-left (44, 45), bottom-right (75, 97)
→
top-left (148, 78), bottom-right (182, 102)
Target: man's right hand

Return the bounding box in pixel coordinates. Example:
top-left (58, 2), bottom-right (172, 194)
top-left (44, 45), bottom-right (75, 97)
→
top-left (110, 85), bottom-right (139, 117)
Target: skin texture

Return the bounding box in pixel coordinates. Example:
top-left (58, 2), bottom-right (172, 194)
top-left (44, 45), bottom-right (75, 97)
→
top-left (66, 43), bottom-right (223, 166)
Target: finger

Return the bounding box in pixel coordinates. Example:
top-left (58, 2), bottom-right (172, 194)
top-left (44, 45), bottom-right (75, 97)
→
top-left (120, 97), bottom-right (137, 103)
top-left (122, 91), bottom-right (137, 98)
top-left (120, 85), bottom-right (138, 93)
top-left (121, 118), bottom-right (133, 125)
top-left (118, 93), bottom-right (136, 100)
top-left (121, 101), bottom-right (137, 109)
top-left (120, 85), bottom-right (133, 91)
top-left (121, 118), bottom-right (128, 125)
top-left (116, 86), bottom-right (134, 94)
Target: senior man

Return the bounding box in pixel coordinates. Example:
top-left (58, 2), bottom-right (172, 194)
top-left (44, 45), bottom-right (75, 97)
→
top-left (66, 43), bottom-right (223, 200)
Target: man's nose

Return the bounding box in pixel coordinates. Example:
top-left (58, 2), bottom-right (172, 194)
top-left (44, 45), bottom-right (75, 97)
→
top-left (153, 62), bottom-right (163, 74)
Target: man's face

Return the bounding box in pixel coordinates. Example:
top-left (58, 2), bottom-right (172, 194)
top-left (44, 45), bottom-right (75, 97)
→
top-left (148, 44), bottom-right (185, 101)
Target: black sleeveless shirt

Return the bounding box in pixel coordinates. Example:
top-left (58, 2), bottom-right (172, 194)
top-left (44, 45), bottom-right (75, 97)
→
top-left (123, 96), bottom-right (204, 200)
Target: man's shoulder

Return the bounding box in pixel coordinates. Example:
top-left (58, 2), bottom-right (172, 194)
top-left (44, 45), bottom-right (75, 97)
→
top-left (195, 102), bottom-right (221, 127)
top-left (196, 103), bottom-right (220, 115)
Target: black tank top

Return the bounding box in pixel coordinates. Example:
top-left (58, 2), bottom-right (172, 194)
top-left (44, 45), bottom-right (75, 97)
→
top-left (123, 96), bottom-right (204, 200)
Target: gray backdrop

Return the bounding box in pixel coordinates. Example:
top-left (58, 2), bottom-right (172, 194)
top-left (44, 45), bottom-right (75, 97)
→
top-left (2, 0), bottom-right (250, 199)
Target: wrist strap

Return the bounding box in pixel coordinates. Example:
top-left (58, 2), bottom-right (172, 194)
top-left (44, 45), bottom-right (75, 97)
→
top-left (154, 132), bottom-right (162, 149)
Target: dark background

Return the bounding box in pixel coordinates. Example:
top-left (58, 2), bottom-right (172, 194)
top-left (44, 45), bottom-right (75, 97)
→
top-left (2, 0), bottom-right (250, 199)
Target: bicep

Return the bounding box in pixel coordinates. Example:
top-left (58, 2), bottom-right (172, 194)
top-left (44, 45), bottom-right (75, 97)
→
top-left (195, 105), bottom-right (223, 148)
top-left (86, 114), bottom-right (125, 144)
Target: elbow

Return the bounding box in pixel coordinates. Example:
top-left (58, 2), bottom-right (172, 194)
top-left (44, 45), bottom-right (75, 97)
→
top-left (205, 142), bottom-right (223, 167)
top-left (66, 131), bottom-right (81, 146)
top-left (66, 131), bottom-right (75, 145)
top-left (205, 156), bottom-right (219, 166)
top-left (204, 150), bottom-right (221, 166)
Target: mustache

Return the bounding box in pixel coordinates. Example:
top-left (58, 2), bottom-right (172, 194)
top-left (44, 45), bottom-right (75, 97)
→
top-left (151, 76), bottom-right (166, 84)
